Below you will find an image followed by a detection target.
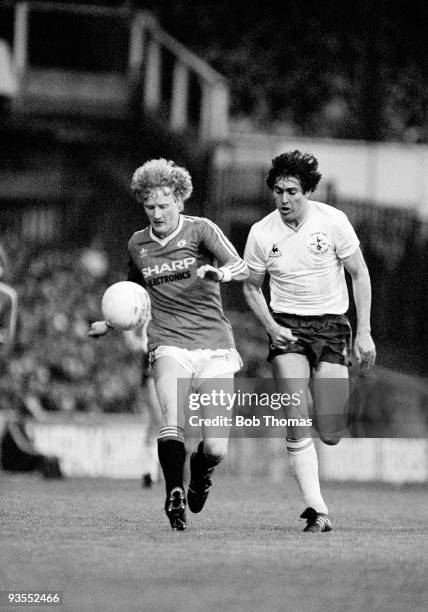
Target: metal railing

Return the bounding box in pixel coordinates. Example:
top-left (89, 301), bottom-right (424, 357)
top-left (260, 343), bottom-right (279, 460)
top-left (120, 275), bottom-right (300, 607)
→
top-left (6, 1), bottom-right (230, 142)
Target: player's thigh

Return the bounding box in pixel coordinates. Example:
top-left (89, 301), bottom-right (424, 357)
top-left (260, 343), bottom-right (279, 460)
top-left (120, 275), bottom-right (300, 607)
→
top-left (152, 356), bottom-right (192, 427)
top-left (197, 373), bottom-right (235, 457)
top-left (272, 353), bottom-right (310, 408)
top-left (272, 352), bottom-right (310, 379)
top-left (312, 362), bottom-right (350, 440)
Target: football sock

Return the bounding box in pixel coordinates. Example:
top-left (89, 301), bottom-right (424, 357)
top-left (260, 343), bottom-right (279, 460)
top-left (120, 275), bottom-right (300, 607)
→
top-left (286, 437), bottom-right (328, 515)
top-left (157, 426), bottom-right (186, 493)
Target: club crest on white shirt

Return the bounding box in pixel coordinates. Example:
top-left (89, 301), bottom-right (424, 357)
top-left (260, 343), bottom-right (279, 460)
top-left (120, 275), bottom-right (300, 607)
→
top-left (307, 232), bottom-right (330, 255)
top-left (268, 243), bottom-right (282, 258)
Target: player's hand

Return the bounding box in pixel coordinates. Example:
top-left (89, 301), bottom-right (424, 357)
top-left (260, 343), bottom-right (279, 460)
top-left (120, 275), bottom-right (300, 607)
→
top-left (354, 331), bottom-right (376, 369)
top-left (267, 322), bottom-right (298, 348)
top-left (88, 320), bottom-right (110, 337)
top-left (196, 264), bottom-right (223, 282)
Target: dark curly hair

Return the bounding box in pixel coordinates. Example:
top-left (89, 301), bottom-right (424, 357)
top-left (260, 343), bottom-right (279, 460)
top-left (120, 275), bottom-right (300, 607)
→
top-left (266, 150), bottom-right (322, 194)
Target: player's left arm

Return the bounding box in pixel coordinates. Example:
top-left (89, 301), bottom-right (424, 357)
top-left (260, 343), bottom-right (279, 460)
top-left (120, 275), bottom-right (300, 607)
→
top-left (342, 248), bottom-right (376, 368)
top-left (196, 219), bottom-right (249, 282)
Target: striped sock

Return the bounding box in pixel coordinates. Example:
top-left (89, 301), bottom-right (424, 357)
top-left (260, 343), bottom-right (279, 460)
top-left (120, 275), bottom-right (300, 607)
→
top-left (286, 437), bottom-right (328, 515)
top-left (157, 426), bottom-right (186, 493)
top-left (157, 425), bottom-right (185, 443)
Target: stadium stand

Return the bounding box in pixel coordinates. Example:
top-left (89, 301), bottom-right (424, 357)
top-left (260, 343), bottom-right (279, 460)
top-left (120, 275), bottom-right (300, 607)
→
top-left (0, 3), bottom-right (426, 483)
top-left (0, 233), bottom-right (140, 414)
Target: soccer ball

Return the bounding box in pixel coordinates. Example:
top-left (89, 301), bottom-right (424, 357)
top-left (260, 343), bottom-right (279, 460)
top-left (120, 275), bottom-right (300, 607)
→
top-left (101, 281), bottom-right (151, 331)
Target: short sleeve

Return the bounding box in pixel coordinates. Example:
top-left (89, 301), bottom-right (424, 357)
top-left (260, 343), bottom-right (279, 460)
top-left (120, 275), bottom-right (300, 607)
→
top-left (334, 212), bottom-right (360, 260)
top-left (244, 225), bottom-right (267, 274)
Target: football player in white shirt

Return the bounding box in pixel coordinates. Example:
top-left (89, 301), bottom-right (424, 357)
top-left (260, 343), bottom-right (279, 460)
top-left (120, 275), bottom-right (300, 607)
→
top-left (243, 150), bottom-right (376, 532)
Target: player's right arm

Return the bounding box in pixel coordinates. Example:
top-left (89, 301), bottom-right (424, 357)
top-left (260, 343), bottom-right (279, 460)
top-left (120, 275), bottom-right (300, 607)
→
top-left (243, 270), bottom-right (297, 347)
top-left (88, 320), bottom-right (111, 337)
top-left (243, 226), bottom-right (296, 347)
top-left (89, 254), bottom-right (145, 338)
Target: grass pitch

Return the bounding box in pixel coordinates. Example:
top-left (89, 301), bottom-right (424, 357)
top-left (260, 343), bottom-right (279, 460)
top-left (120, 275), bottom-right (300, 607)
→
top-left (1, 472), bottom-right (427, 612)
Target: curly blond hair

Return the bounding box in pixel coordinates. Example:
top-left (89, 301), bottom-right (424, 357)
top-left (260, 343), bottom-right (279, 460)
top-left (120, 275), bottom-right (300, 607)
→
top-left (131, 158), bottom-right (193, 203)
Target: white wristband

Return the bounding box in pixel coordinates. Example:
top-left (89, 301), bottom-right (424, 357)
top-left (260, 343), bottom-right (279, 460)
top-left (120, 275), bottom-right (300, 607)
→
top-left (218, 267), bottom-right (232, 282)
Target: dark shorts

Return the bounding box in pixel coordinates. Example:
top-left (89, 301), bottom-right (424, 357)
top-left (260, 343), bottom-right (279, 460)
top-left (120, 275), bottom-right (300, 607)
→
top-left (268, 313), bottom-right (352, 369)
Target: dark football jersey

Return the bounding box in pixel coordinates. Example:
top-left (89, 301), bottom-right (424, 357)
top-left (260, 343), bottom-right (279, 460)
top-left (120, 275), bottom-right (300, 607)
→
top-left (127, 215), bottom-right (247, 351)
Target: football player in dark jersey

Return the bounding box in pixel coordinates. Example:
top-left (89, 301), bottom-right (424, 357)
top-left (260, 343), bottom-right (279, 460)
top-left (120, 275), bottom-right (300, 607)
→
top-left (90, 159), bottom-right (248, 530)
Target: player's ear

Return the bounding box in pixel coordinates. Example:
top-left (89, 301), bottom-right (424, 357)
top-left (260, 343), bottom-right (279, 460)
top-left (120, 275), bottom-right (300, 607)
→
top-left (177, 198), bottom-right (184, 212)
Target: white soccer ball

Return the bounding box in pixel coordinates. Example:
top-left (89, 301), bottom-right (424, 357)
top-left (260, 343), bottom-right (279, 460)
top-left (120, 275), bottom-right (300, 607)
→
top-left (101, 281), bottom-right (150, 331)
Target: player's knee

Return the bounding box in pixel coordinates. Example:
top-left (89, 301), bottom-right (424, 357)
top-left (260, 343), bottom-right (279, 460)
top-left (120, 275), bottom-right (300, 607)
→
top-left (203, 440), bottom-right (228, 462)
top-left (320, 434), bottom-right (341, 446)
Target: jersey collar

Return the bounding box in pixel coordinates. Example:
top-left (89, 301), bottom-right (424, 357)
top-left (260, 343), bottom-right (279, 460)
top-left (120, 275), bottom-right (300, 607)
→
top-left (149, 215), bottom-right (184, 246)
top-left (276, 204), bottom-right (311, 233)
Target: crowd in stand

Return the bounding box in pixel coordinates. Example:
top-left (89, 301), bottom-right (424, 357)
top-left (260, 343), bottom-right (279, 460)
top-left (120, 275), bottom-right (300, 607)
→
top-left (0, 234), bottom-right (143, 414)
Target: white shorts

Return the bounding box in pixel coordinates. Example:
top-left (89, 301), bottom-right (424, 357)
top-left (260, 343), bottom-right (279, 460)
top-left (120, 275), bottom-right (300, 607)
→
top-left (151, 346), bottom-right (242, 379)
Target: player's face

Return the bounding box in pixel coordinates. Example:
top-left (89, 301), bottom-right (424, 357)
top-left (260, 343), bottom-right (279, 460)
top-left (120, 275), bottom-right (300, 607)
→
top-left (273, 176), bottom-right (310, 227)
top-left (142, 186), bottom-right (182, 238)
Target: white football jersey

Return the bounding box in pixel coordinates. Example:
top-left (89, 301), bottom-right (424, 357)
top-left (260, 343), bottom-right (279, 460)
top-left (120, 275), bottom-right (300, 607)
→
top-left (244, 201), bottom-right (359, 315)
